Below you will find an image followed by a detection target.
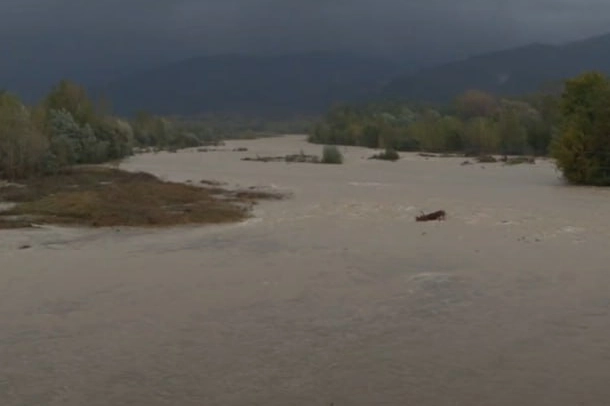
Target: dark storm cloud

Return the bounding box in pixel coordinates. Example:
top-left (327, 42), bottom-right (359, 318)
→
top-left (2, 0), bottom-right (610, 81)
top-left (162, 0), bottom-right (610, 57)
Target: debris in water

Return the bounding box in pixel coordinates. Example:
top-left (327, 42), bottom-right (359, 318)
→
top-left (416, 210), bottom-right (446, 222)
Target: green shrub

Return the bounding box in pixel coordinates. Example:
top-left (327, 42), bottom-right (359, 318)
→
top-left (0, 93), bottom-right (49, 180)
top-left (551, 72), bottom-right (610, 185)
top-left (321, 145), bottom-right (343, 164)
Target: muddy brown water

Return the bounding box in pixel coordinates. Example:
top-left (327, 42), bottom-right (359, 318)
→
top-left (2, 135), bottom-right (610, 406)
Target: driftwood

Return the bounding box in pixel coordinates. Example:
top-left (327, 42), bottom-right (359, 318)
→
top-left (241, 153), bottom-right (320, 163)
top-left (416, 210), bottom-right (446, 222)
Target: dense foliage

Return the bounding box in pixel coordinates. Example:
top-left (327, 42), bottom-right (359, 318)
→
top-left (309, 90), bottom-right (559, 157)
top-left (312, 71), bottom-right (610, 185)
top-left (321, 145), bottom-right (343, 164)
top-left (5, 72), bottom-right (610, 187)
top-left (551, 72), bottom-right (610, 185)
top-left (1, 81), bottom-right (137, 180)
top-left (0, 80), bottom-right (314, 180)
top-left (370, 148), bottom-right (400, 161)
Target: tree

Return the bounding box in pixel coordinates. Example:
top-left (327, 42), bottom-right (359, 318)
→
top-left (463, 117), bottom-right (499, 155)
top-left (407, 111), bottom-right (441, 152)
top-left (46, 109), bottom-right (108, 168)
top-left (308, 94), bottom-right (560, 157)
top-left (132, 111), bottom-right (156, 146)
top-left (40, 80), bottom-right (98, 127)
top-left (362, 123), bottom-right (381, 148)
top-left (497, 107), bottom-right (528, 155)
top-left (455, 90), bottom-right (497, 119)
top-left (321, 145), bottom-right (343, 164)
top-left (526, 93), bottom-right (560, 155)
top-left (435, 116), bottom-right (464, 152)
top-left (551, 71), bottom-right (610, 185)
top-left (48, 109), bottom-right (86, 166)
top-left (93, 118), bottom-right (134, 160)
top-left (0, 93), bottom-right (48, 179)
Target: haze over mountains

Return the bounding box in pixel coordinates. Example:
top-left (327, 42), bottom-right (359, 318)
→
top-left (384, 32), bottom-right (610, 103)
top-left (4, 30), bottom-right (610, 116)
top-left (90, 31), bottom-right (610, 116)
top-left (4, 0), bottom-right (610, 116)
top-left (93, 52), bottom-right (404, 117)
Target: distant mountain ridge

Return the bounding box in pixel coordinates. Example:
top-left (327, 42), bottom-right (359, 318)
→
top-left (93, 51), bottom-right (402, 117)
top-left (382, 32), bottom-right (610, 103)
top-left (90, 32), bottom-right (610, 116)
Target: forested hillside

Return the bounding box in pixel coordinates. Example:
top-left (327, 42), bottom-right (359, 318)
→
top-left (384, 33), bottom-right (610, 103)
top-left (93, 52), bottom-right (401, 116)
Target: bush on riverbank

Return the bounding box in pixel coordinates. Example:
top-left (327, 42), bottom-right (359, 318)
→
top-left (551, 72), bottom-right (610, 185)
top-left (321, 145), bottom-right (343, 164)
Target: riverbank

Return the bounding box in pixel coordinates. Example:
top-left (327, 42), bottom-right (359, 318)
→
top-left (0, 166), bottom-right (284, 229)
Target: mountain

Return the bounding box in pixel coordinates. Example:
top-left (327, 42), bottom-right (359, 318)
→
top-left (7, 32), bottom-right (610, 116)
top-left (93, 52), bottom-right (403, 117)
top-left (383, 32), bottom-right (610, 103)
top-left (0, 48), bottom-right (183, 105)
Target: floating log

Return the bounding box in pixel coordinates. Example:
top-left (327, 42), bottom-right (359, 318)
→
top-left (416, 210), bottom-right (446, 222)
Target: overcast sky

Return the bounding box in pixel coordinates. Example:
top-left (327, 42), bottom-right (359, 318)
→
top-left (2, 0), bottom-right (610, 94)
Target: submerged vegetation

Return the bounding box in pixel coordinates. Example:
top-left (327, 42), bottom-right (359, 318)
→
top-left (321, 145), bottom-right (344, 164)
top-left (369, 148), bottom-right (400, 161)
top-left (241, 146), bottom-right (343, 164)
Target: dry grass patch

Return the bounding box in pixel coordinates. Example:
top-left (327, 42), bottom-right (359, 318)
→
top-left (0, 167), bottom-right (285, 229)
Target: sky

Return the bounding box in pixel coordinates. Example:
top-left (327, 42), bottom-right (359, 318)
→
top-left (2, 0), bottom-right (610, 97)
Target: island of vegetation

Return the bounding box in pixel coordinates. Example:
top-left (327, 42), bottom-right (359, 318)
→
top-left (0, 80), bottom-right (286, 229)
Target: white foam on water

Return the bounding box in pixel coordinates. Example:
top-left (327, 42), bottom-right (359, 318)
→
top-left (560, 226), bottom-right (585, 234)
top-left (238, 217), bottom-right (263, 227)
top-left (0, 202), bottom-right (16, 212)
top-left (348, 181), bottom-right (391, 187)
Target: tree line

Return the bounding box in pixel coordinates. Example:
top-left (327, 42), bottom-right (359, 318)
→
top-left (0, 78), bottom-right (317, 181)
top-left (309, 89), bottom-right (559, 157)
top-left (3, 72), bottom-right (610, 186)
top-left (170, 114), bottom-right (314, 144)
top-left (310, 71), bottom-right (610, 186)
top-left (0, 80), bottom-right (209, 180)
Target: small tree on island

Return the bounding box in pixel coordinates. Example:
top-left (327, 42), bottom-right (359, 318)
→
top-left (321, 145), bottom-right (343, 164)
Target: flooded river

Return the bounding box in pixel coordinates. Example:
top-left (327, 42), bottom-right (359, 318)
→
top-left (2, 135), bottom-right (610, 405)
